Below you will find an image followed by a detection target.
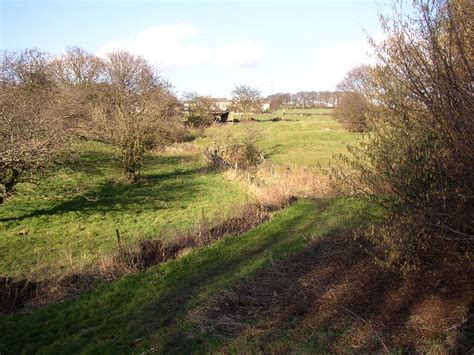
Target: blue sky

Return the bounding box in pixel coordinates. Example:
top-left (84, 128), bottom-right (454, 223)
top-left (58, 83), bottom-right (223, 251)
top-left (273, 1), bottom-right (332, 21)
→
top-left (1, 0), bottom-right (389, 97)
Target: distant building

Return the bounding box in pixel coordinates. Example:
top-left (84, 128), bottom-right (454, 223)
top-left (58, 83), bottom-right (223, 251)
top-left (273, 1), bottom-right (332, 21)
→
top-left (261, 101), bottom-right (270, 112)
top-left (212, 98), bottom-right (233, 111)
top-left (183, 97), bottom-right (270, 113)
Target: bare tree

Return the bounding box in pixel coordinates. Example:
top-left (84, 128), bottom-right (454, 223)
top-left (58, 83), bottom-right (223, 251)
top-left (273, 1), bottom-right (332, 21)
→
top-left (183, 92), bottom-right (218, 127)
top-left (50, 46), bottom-right (104, 85)
top-left (334, 65), bottom-right (373, 132)
top-left (92, 51), bottom-right (179, 182)
top-left (0, 49), bottom-right (66, 202)
top-left (294, 91), bottom-right (308, 109)
top-left (231, 85), bottom-right (262, 119)
top-left (49, 47), bottom-right (106, 135)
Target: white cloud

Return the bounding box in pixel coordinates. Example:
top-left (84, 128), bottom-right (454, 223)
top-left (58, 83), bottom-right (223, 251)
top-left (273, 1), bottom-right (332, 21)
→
top-left (98, 24), bottom-right (265, 71)
top-left (312, 40), bottom-right (375, 89)
top-left (215, 41), bottom-right (265, 68)
top-left (274, 39), bottom-right (376, 94)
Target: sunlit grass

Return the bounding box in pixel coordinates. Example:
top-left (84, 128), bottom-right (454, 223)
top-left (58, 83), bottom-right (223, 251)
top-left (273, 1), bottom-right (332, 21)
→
top-left (0, 198), bottom-right (375, 353)
top-left (201, 109), bottom-right (361, 168)
top-left (0, 141), bottom-right (248, 279)
top-left (0, 111), bottom-right (360, 280)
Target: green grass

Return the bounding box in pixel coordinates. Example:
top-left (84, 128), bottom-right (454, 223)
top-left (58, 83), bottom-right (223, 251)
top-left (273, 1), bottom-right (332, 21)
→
top-left (201, 109), bottom-right (361, 168)
top-left (0, 197), bottom-right (375, 354)
top-left (0, 141), bottom-right (248, 279)
top-left (0, 111), bottom-right (359, 279)
top-left (270, 107), bottom-right (335, 115)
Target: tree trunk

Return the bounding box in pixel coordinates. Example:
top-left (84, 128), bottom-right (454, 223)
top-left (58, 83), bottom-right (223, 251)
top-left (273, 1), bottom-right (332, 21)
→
top-left (1, 168), bottom-right (20, 204)
top-left (123, 168), bottom-right (139, 183)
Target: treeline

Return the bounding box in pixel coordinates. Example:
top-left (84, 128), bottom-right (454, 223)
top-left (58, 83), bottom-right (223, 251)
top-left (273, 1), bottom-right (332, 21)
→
top-left (266, 88), bottom-right (369, 133)
top-left (266, 91), bottom-right (342, 110)
top-left (0, 47), bottom-right (184, 201)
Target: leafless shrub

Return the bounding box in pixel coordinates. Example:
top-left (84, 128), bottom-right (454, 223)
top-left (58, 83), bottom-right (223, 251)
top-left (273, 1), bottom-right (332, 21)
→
top-left (334, 65), bottom-right (373, 132)
top-left (332, 0), bottom-right (474, 272)
top-left (205, 126), bottom-right (264, 170)
top-left (0, 49), bottom-right (67, 202)
top-left (334, 93), bottom-right (369, 132)
top-left (334, 65), bottom-right (374, 132)
top-left (91, 51), bottom-right (181, 182)
top-left (205, 143), bottom-right (264, 170)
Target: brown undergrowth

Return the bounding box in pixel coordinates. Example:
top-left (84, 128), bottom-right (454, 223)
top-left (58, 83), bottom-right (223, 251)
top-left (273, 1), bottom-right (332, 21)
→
top-left (0, 203), bottom-right (270, 315)
top-left (190, 232), bottom-right (474, 353)
top-left (223, 163), bottom-right (334, 211)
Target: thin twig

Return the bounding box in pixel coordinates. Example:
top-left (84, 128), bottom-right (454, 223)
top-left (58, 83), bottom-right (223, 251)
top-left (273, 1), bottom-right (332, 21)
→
top-left (443, 314), bottom-right (472, 332)
top-left (340, 305), bottom-right (390, 354)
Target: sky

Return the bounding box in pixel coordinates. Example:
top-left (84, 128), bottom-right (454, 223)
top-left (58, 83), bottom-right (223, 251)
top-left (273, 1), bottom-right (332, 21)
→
top-left (1, 0), bottom-right (390, 98)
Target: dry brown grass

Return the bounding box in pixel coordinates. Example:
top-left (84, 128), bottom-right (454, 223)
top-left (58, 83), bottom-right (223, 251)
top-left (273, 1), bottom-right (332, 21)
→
top-left (190, 232), bottom-right (474, 353)
top-left (224, 162), bottom-right (334, 210)
top-left (158, 142), bottom-right (202, 156)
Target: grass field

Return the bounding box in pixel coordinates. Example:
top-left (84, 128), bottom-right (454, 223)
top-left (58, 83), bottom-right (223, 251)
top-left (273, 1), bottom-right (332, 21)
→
top-left (0, 110), bottom-right (358, 280)
top-left (1, 110), bottom-right (470, 353)
top-left (0, 141), bottom-right (248, 279)
top-left (202, 109), bottom-right (362, 168)
top-left (0, 198), bottom-right (376, 353)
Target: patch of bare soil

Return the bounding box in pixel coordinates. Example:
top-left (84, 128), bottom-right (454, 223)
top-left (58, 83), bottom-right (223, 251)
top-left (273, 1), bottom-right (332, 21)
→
top-left (191, 232), bottom-right (474, 353)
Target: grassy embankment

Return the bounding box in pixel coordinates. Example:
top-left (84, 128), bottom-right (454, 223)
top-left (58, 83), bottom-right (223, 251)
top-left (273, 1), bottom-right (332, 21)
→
top-left (0, 141), bottom-right (248, 279)
top-left (0, 197), bottom-right (375, 353)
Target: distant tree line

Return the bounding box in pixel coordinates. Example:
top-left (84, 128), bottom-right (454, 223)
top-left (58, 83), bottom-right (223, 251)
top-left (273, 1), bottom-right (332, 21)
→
top-left (266, 91), bottom-right (342, 111)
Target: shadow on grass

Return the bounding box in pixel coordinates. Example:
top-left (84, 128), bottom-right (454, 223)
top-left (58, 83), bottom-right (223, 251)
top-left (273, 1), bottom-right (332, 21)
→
top-left (235, 118), bottom-right (301, 126)
top-left (0, 199), bottom-right (368, 353)
top-left (61, 149), bottom-right (120, 176)
top-left (264, 144), bottom-right (284, 160)
top-left (62, 150), bottom-right (190, 177)
top-left (190, 231), bottom-right (474, 353)
top-left (0, 154), bottom-right (211, 223)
